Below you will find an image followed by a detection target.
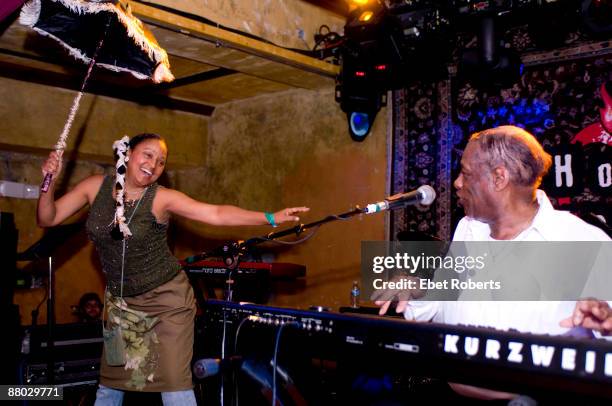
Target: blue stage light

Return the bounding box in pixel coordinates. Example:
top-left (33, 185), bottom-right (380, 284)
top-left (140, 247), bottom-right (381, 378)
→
top-left (349, 112), bottom-right (372, 141)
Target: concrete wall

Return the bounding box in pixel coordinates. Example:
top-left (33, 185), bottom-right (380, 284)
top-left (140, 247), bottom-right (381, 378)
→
top-left (0, 78), bottom-right (208, 167)
top-left (3, 77), bottom-right (387, 324)
top-left (173, 87), bottom-right (387, 309)
top-left (1, 76), bottom-right (209, 325)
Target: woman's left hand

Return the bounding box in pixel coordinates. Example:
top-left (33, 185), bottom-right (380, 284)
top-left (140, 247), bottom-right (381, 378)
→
top-left (273, 207), bottom-right (310, 224)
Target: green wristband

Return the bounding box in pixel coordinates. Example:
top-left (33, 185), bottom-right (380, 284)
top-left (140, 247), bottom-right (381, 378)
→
top-left (265, 212), bottom-right (277, 227)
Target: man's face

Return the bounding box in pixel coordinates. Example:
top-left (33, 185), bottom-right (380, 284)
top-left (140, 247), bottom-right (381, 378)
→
top-left (453, 142), bottom-right (497, 221)
top-left (84, 300), bottom-right (101, 319)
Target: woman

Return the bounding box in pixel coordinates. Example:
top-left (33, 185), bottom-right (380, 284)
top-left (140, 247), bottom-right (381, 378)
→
top-left (37, 133), bottom-right (308, 405)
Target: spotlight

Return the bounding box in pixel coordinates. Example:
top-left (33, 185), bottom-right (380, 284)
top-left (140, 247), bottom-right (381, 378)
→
top-left (336, 0), bottom-right (451, 140)
top-left (349, 0), bottom-right (372, 6)
top-left (349, 112), bottom-right (374, 141)
top-left (359, 10), bottom-right (375, 22)
top-left (336, 49), bottom-right (387, 141)
top-left (335, 81), bottom-right (386, 141)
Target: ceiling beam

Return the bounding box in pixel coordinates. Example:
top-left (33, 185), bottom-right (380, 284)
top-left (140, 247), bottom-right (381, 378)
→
top-left (158, 67), bottom-right (236, 89)
top-left (129, 1), bottom-right (340, 79)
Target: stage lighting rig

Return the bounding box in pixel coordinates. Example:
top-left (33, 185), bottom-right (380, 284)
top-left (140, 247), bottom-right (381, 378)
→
top-left (343, 0), bottom-right (453, 81)
top-left (451, 0), bottom-right (532, 16)
top-left (337, 0), bottom-right (452, 141)
top-left (335, 53), bottom-right (388, 141)
top-left (452, 1), bottom-right (529, 88)
top-left (337, 1), bottom-right (391, 141)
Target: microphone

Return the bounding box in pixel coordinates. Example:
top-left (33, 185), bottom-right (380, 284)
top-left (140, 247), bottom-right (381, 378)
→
top-left (364, 185), bottom-right (436, 214)
top-left (193, 355), bottom-right (243, 379)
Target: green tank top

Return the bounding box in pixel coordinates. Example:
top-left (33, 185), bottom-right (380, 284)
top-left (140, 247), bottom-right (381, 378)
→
top-left (86, 176), bottom-right (181, 296)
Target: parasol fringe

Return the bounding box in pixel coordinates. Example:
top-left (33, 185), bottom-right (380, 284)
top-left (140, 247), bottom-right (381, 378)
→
top-left (18, 0), bottom-right (41, 26)
top-left (20, 0), bottom-right (173, 83)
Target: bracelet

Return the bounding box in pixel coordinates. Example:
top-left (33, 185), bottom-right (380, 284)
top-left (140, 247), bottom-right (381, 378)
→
top-left (265, 212), bottom-right (277, 227)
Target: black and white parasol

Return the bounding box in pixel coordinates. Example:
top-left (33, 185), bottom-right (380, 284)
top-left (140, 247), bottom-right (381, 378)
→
top-left (19, 0), bottom-right (174, 191)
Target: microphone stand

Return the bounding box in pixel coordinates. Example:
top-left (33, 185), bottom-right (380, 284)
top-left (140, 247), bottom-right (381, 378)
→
top-left (192, 206), bottom-right (367, 406)
top-left (188, 206), bottom-right (368, 303)
top-left (243, 206), bottom-right (366, 249)
top-left (46, 256), bottom-right (55, 384)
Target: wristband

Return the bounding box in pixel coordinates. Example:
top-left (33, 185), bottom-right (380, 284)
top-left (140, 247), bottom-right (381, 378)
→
top-left (265, 212), bottom-right (277, 227)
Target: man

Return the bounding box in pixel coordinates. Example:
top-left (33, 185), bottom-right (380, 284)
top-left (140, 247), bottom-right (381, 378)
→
top-left (375, 125), bottom-right (611, 397)
top-left (77, 292), bottom-right (103, 323)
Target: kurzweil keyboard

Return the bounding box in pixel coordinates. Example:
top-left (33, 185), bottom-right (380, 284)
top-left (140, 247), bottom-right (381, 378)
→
top-left (200, 300), bottom-right (612, 399)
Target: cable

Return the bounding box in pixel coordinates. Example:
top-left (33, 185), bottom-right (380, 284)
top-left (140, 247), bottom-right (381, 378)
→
top-left (312, 24), bottom-right (344, 63)
top-left (31, 280), bottom-right (49, 326)
top-left (261, 225), bottom-right (322, 246)
top-left (35, 283), bottom-right (48, 311)
top-left (258, 213), bottom-right (354, 247)
top-left (271, 321), bottom-right (300, 406)
top-left (271, 323), bottom-right (286, 406)
top-left (313, 32), bottom-right (344, 51)
top-left (220, 308), bottom-right (227, 406)
top-left (232, 316), bottom-right (251, 406)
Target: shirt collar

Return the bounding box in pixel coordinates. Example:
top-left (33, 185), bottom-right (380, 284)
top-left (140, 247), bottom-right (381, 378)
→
top-left (463, 189), bottom-right (555, 241)
top-left (527, 189), bottom-right (557, 241)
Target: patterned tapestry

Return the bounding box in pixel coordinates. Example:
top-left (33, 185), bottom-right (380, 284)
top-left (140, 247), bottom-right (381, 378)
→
top-left (391, 41), bottom-right (612, 241)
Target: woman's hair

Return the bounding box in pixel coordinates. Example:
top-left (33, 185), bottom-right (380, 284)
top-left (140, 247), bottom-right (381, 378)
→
top-left (470, 125), bottom-right (552, 188)
top-left (111, 133), bottom-right (168, 239)
top-left (129, 133), bottom-right (165, 150)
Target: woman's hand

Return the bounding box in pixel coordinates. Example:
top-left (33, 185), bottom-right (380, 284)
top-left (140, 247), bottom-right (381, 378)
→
top-left (273, 207), bottom-right (310, 225)
top-left (42, 151), bottom-right (63, 179)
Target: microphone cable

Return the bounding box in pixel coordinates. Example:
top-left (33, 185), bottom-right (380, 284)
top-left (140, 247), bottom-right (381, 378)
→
top-left (261, 225), bottom-right (322, 245)
top-left (271, 321), bottom-right (300, 406)
top-left (232, 316), bottom-right (252, 406)
top-left (259, 212), bottom-right (353, 247)
top-left (220, 308), bottom-right (227, 406)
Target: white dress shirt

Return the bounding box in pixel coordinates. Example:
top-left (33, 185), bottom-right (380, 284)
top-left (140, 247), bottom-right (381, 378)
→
top-left (405, 190), bottom-right (611, 335)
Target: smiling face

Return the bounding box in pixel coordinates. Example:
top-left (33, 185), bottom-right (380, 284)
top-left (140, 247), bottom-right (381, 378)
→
top-left (126, 138), bottom-right (167, 188)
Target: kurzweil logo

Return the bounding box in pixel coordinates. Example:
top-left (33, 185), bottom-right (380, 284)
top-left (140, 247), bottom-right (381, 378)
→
top-left (443, 334), bottom-right (612, 378)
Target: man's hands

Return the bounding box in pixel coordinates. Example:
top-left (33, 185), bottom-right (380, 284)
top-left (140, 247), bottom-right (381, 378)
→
top-left (560, 299), bottom-right (612, 336)
top-left (371, 274), bottom-right (424, 316)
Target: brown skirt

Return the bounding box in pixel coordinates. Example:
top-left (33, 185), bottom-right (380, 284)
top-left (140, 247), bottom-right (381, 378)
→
top-left (100, 271), bottom-right (196, 392)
